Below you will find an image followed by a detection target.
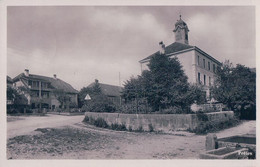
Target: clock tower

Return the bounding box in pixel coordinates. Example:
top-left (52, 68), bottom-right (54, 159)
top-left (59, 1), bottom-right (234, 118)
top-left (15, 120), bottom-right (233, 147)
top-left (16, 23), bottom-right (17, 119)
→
top-left (173, 15), bottom-right (189, 45)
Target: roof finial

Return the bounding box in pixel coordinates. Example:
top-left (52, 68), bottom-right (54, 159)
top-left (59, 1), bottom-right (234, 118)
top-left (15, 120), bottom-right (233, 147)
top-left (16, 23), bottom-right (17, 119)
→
top-left (179, 14), bottom-right (182, 20)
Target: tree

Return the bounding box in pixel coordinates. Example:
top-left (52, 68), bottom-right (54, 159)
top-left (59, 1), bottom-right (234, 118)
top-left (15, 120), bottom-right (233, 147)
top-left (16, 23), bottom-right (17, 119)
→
top-left (79, 79), bottom-right (116, 113)
top-left (53, 89), bottom-right (71, 111)
top-left (211, 60), bottom-right (256, 119)
top-left (7, 86), bottom-right (28, 105)
top-left (78, 79), bottom-right (102, 108)
top-left (122, 53), bottom-right (206, 112)
top-left (7, 86), bottom-right (28, 113)
top-left (122, 76), bottom-right (144, 103)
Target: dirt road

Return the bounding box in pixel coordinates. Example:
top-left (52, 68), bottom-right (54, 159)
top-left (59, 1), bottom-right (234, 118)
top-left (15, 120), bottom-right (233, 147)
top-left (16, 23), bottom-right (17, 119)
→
top-left (7, 114), bottom-right (84, 139)
top-left (7, 114), bottom-right (256, 159)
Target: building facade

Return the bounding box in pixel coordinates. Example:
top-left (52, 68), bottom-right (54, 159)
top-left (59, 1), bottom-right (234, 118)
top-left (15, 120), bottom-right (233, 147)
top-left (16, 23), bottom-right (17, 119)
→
top-left (139, 16), bottom-right (221, 99)
top-left (12, 69), bottom-right (78, 110)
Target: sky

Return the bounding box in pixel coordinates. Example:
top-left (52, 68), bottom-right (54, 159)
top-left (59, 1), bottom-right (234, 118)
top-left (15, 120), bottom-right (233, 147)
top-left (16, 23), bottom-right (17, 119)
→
top-left (7, 6), bottom-right (255, 90)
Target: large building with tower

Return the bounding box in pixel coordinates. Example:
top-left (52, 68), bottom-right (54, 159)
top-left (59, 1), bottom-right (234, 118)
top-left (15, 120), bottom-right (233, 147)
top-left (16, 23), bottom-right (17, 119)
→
top-left (139, 16), bottom-right (221, 99)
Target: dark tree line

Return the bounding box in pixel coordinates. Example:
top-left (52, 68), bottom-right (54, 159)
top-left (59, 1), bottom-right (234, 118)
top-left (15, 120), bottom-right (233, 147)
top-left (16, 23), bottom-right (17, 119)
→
top-left (211, 61), bottom-right (256, 120)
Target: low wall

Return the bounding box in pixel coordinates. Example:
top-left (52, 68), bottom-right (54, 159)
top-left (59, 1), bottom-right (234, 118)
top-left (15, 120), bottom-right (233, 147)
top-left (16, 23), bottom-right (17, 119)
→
top-left (85, 111), bottom-right (234, 132)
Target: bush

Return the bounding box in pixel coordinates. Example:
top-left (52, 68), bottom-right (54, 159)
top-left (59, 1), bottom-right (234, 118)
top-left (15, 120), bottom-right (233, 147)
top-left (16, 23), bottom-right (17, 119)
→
top-left (81, 94), bottom-right (117, 113)
top-left (121, 98), bottom-right (152, 114)
top-left (148, 124), bottom-right (154, 132)
top-left (189, 118), bottom-right (240, 134)
top-left (94, 117), bottom-right (109, 128)
top-left (136, 125), bottom-right (144, 132)
top-left (128, 125), bottom-right (133, 132)
top-left (111, 123), bottom-right (127, 131)
top-left (83, 115), bottom-right (90, 122)
top-left (69, 108), bottom-right (81, 113)
top-left (159, 106), bottom-right (187, 114)
top-left (196, 112), bottom-right (209, 122)
top-left (83, 116), bottom-right (108, 128)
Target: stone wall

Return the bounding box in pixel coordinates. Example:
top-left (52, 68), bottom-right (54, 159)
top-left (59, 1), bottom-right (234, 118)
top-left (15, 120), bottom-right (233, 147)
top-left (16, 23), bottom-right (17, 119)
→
top-left (85, 111), bottom-right (234, 132)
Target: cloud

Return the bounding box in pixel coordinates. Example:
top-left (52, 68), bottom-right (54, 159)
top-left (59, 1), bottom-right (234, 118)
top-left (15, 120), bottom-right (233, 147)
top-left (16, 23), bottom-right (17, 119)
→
top-left (7, 6), bottom-right (255, 90)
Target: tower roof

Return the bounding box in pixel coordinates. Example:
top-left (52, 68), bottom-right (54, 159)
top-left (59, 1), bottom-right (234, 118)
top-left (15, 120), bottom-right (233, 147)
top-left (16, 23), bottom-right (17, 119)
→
top-left (173, 15), bottom-right (189, 32)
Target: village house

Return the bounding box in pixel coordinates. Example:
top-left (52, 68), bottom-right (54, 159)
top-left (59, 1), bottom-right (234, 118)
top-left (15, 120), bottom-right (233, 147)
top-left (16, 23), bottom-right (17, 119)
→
top-left (12, 69), bottom-right (78, 110)
top-left (139, 16), bottom-right (221, 99)
top-left (87, 79), bottom-right (123, 106)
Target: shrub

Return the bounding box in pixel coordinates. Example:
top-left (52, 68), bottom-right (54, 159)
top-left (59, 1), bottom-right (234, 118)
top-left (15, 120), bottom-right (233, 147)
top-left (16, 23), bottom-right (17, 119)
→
top-left (136, 125), bottom-right (144, 132)
top-left (83, 116), bottom-right (90, 122)
top-left (111, 123), bottom-right (127, 131)
top-left (81, 94), bottom-right (117, 113)
top-left (128, 125), bottom-right (133, 132)
top-left (148, 124), bottom-right (154, 132)
top-left (121, 98), bottom-right (152, 114)
top-left (94, 117), bottom-right (109, 128)
top-left (69, 108), bottom-right (81, 113)
top-left (159, 106), bottom-right (186, 114)
top-left (189, 118), bottom-right (240, 134)
top-left (196, 112), bottom-right (209, 122)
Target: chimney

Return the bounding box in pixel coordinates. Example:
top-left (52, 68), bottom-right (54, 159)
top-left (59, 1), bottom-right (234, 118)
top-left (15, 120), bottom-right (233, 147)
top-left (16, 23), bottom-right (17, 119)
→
top-left (24, 69), bottom-right (29, 77)
top-left (53, 74), bottom-right (57, 79)
top-left (159, 41), bottom-right (165, 54)
top-left (95, 79), bottom-right (99, 83)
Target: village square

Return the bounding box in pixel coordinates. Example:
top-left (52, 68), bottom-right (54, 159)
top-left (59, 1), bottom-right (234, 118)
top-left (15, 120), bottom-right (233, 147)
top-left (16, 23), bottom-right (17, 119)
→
top-left (5, 6), bottom-right (256, 160)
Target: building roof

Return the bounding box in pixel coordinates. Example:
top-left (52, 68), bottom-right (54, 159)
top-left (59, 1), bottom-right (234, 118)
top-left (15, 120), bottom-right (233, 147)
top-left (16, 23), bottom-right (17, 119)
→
top-left (13, 73), bottom-right (78, 94)
top-left (139, 42), bottom-right (194, 63)
top-left (88, 82), bottom-right (123, 97)
top-left (139, 42), bottom-right (221, 65)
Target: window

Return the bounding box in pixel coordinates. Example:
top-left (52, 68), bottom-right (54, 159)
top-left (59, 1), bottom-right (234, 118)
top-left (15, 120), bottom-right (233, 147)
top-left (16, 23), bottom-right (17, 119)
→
top-left (204, 75), bottom-right (206, 85)
top-left (213, 64), bottom-right (216, 73)
top-left (197, 56), bottom-right (200, 65)
top-left (28, 80), bottom-right (32, 86)
top-left (41, 82), bottom-right (48, 89)
top-left (32, 81), bottom-right (39, 88)
top-left (209, 76), bottom-right (211, 86)
top-left (208, 62), bottom-right (210, 71)
top-left (42, 92), bottom-right (49, 98)
top-left (198, 72), bottom-right (201, 84)
top-left (203, 59), bottom-right (205, 68)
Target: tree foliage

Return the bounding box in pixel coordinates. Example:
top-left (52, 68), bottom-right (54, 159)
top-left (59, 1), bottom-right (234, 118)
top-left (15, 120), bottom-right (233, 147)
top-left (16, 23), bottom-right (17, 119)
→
top-left (53, 89), bottom-right (71, 110)
top-left (211, 60), bottom-right (256, 119)
top-left (79, 80), bottom-right (116, 113)
top-left (122, 53), bottom-right (206, 112)
top-left (7, 86), bottom-right (28, 105)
